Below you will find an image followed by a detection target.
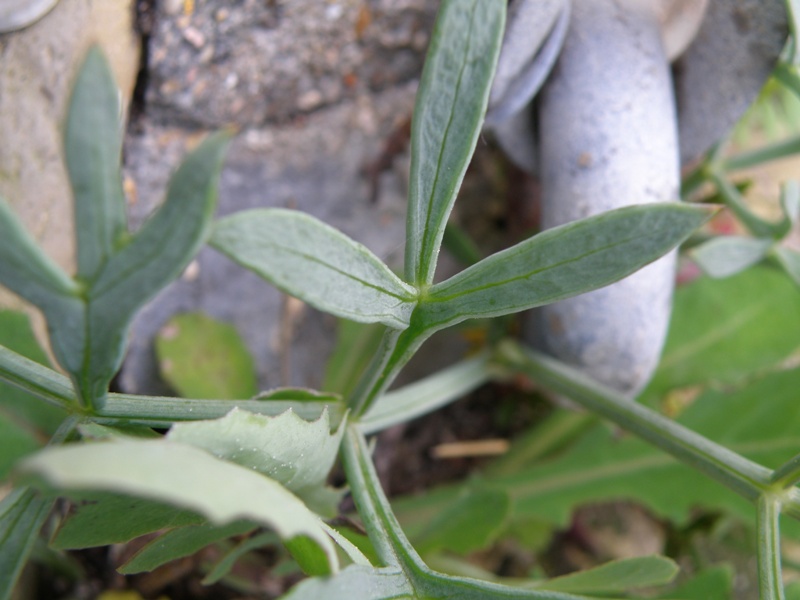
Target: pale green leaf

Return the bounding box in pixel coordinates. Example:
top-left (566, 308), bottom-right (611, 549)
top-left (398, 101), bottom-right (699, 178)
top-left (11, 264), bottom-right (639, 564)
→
top-left (19, 438), bottom-right (338, 571)
top-left (52, 493), bottom-right (204, 550)
top-left (168, 408), bottom-right (345, 516)
top-left (527, 556), bottom-right (677, 594)
top-left (641, 267), bottom-right (800, 402)
top-left (418, 204), bottom-right (712, 329)
top-left (211, 209), bottom-right (417, 329)
top-left (0, 488), bottom-right (53, 600)
top-left (203, 531), bottom-right (278, 584)
top-left (119, 520), bottom-right (255, 574)
top-left (405, 0), bottom-right (505, 285)
top-left (775, 245), bottom-right (800, 286)
top-left (282, 565), bottom-right (413, 600)
top-left (155, 312), bottom-right (257, 399)
top-left (690, 236), bottom-right (773, 278)
top-left (64, 132), bottom-right (230, 407)
top-left (64, 46), bottom-right (127, 281)
top-left (360, 351), bottom-right (492, 434)
top-left (0, 200), bottom-right (80, 309)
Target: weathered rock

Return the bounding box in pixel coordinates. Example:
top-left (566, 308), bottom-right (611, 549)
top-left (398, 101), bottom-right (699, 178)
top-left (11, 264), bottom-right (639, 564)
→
top-left (145, 0), bottom-right (436, 127)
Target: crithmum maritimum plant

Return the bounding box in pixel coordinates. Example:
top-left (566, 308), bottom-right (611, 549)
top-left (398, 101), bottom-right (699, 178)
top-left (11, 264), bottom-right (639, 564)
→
top-left (4, 1), bottom-right (796, 598)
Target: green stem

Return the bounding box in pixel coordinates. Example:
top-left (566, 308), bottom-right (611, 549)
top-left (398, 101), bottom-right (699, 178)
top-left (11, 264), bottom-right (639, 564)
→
top-left (341, 425), bottom-right (595, 599)
top-left (757, 494), bottom-right (785, 600)
top-left (347, 324), bottom-right (430, 418)
top-left (494, 341), bottom-right (773, 503)
top-left (341, 425), bottom-right (420, 568)
top-left (724, 135), bottom-right (800, 171)
top-left (0, 344), bottom-right (76, 411)
top-left (95, 394), bottom-right (343, 428)
top-left (359, 350), bottom-right (493, 434)
top-left (771, 452), bottom-right (800, 489)
top-left (708, 169), bottom-right (779, 239)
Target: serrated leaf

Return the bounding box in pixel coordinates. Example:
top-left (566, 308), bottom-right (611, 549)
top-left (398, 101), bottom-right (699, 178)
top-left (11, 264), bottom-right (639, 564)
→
top-left (64, 46), bottom-right (128, 281)
top-left (690, 236), bottom-right (772, 278)
top-left (18, 438), bottom-right (338, 572)
top-left (119, 520), bottom-right (255, 574)
top-left (155, 312), bottom-right (257, 399)
top-left (168, 408), bottom-right (345, 516)
top-left (414, 488), bottom-right (510, 556)
top-left (211, 209), bottom-right (417, 329)
top-left (405, 0), bottom-right (505, 285)
top-left (418, 204), bottom-right (712, 329)
top-left (52, 493), bottom-right (204, 550)
top-left (0, 487), bottom-right (53, 600)
top-left (641, 267), bottom-right (800, 402)
top-left (528, 556), bottom-right (677, 594)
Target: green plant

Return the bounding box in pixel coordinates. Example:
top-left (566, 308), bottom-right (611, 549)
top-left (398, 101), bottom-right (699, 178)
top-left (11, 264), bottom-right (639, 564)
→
top-left (2, 1), bottom-right (798, 598)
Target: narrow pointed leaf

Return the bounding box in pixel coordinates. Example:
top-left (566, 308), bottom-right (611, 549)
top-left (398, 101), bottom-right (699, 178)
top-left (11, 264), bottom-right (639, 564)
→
top-left (118, 520), bottom-right (256, 574)
top-left (52, 493), bottom-right (204, 550)
top-left (418, 204), bottom-right (712, 330)
top-left (690, 236), bottom-right (772, 278)
top-left (56, 132), bottom-right (229, 407)
top-left (405, 0), bottom-right (505, 285)
top-left (528, 556), bottom-right (677, 594)
top-left (0, 488), bottom-right (54, 600)
top-left (168, 408), bottom-right (345, 516)
top-left (19, 438), bottom-right (338, 571)
top-left (0, 200), bottom-right (80, 307)
top-left (65, 46), bottom-right (128, 281)
top-left (212, 209), bottom-right (417, 328)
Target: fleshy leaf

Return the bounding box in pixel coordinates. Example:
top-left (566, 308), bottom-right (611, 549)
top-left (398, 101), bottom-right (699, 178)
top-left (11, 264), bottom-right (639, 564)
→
top-left (418, 204), bottom-right (712, 329)
top-left (405, 0), bottom-right (505, 285)
top-left (168, 408), bottom-right (345, 516)
top-left (64, 46), bottom-right (127, 281)
top-left (19, 438), bottom-right (338, 572)
top-left (118, 520), bottom-right (256, 574)
top-left (52, 493), bottom-right (204, 550)
top-left (690, 236), bottom-right (772, 278)
top-left (528, 556), bottom-right (677, 594)
top-left (155, 312), bottom-right (258, 399)
top-left (212, 209), bottom-right (417, 328)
